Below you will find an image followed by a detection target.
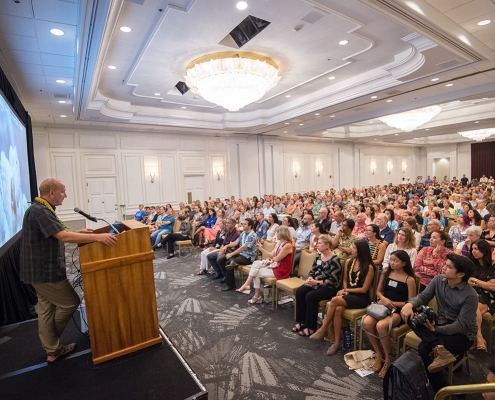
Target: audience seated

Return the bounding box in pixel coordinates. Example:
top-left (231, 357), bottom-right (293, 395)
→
top-left (159, 215), bottom-right (191, 259)
top-left (375, 213), bottom-right (395, 245)
top-left (207, 218), bottom-right (241, 281)
top-left (134, 204), bottom-right (146, 221)
top-left (204, 209), bottom-right (225, 246)
top-left (317, 208), bottom-right (332, 233)
top-left (382, 227), bottom-right (417, 269)
top-left (455, 225), bottom-right (482, 256)
top-left (151, 207), bottom-right (174, 249)
top-left (265, 213), bottom-right (279, 242)
top-left (254, 212), bottom-right (269, 240)
top-left (418, 219), bottom-right (453, 251)
top-left (293, 214), bottom-right (313, 269)
top-left (415, 230), bottom-right (452, 291)
top-left (197, 219), bottom-right (226, 275)
top-left (193, 208), bottom-right (217, 247)
top-left (449, 213), bottom-right (470, 248)
top-left (364, 224), bottom-right (386, 266)
top-left (352, 213), bottom-right (368, 238)
top-left (237, 226), bottom-right (293, 304)
top-left (332, 218), bottom-right (357, 263)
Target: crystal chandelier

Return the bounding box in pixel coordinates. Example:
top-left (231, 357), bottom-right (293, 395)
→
top-left (184, 52), bottom-right (281, 112)
top-left (378, 105), bottom-right (442, 132)
top-left (458, 128), bottom-right (495, 141)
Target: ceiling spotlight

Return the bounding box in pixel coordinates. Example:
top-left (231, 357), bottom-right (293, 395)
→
top-left (328, 76), bottom-right (335, 80)
top-left (386, 99), bottom-right (393, 102)
top-left (395, 133), bottom-right (399, 136)
top-left (314, 113), bottom-right (320, 116)
top-left (371, 96), bottom-right (377, 99)
top-left (426, 128), bottom-right (430, 131)
top-left (60, 115), bottom-right (67, 117)
top-left (374, 138), bottom-right (377, 140)
top-left (475, 121), bottom-right (480, 123)
top-left (181, 106), bottom-right (187, 109)
top-left (330, 115), bottom-right (335, 117)
top-left (284, 122), bottom-right (289, 124)
top-left (154, 93), bottom-right (161, 96)
top-left (285, 95), bottom-right (291, 98)
top-left (56, 79), bottom-right (65, 83)
top-left (478, 19), bottom-right (491, 26)
top-left (299, 123), bottom-right (304, 126)
top-left (284, 131), bottom-right (288, 133)
top-left (339, 40), bottom-right (348, 45)
top-left (120, 27), bottom-right (131, 33)
top-left (50, 28), bottom-right (64, 36)
top-left (236, 1), bottom-right (248, 10)
top-left (58, 100), bottom-right (66, 103)
top-left (431, 78), bottom-right (439, 82)
top-left (445, 83), bottom-right (453, 87)
top-left (108, 66), bottom-right (117, 69)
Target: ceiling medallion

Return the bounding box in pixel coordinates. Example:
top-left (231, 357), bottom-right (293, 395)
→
top-left (378, 105), bottom-right (442, 132)
top-left (184, 52), bottom-right (281, 112)
top-left (458, 128), bottom-right (495, 141)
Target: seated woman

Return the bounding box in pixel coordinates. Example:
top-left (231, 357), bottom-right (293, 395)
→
top-left (384, 209), bottom-right (399, 231)
top-left (310, 240), bottom-right (375, 356)
top-left (455, 225), bottom-right (482, 256)
top-left (363, 250), bottom-right (416, 378)
top-left (282, 215), bottom-right (298, 237)
top-left (402, 217), bottom-right (421, 250)
top-left (203, 209), bottom-right (224, 246)
top-left (382, 227), bottom-right (417, 269)
top-left (365, 205), bottom-right (376, 225)
top-left (421, 208), bottom-right (447, 232)
top-left (449, 213), bottom-right (470, 248)
top-left (468, 209), bottom-right (483, 227)
top-left (237, 226), bottom-right (293, 304)
top-left (285, 199), bottom-right (296, 217)
top-left (194, 208), bottom-right (217, 247)
top-left (364, 224), bottom-right (386, 266)
top-left (159, 215), bottom-right (191, 259)
top-left (197, 219), bottom-right (226, 275)
top-left (469, 239), bottom-right (495, 351)
top-left (309, 222), bottom-right (326, 251)
top-left (292, 235), bottom-right (343, 337)
top-left (392, 201), bottom-right (403, 224)
top-left (264, 213), bottom-right (279, 242)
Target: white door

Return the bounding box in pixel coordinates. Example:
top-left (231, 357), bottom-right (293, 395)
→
top-left (86, 177), bottom-right (119, 229)
top-left (184, 175), bottom-right (205, 204)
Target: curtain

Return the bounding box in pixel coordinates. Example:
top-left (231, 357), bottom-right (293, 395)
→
top-left (471, 142), bottom-right (495, 180)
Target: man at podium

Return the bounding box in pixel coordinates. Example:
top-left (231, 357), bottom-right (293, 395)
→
top-left (20, 178), bottom-right (117, 364)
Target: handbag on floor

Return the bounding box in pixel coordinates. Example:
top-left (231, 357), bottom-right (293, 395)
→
top-left (344, 350), bottom-right (376, 370)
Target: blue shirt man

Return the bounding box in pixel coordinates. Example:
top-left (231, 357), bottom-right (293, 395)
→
top-left (135, 204), bottom-right (146, 221)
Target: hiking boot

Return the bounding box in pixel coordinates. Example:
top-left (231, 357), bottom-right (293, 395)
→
top-left (427, 345), bottom-right (456, 373)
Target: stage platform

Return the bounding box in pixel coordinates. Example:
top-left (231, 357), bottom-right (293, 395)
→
top-left (0, 314), bottom-right (207, 400)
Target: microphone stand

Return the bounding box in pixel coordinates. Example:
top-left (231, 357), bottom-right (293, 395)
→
top-left (95, 218), bottom-right (121, 234)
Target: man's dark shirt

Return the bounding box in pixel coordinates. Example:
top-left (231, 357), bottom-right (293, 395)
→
top-left (415, 215), bottom-right (424, 225)
top-left (379, 226), bottom-right (395, 244)
top-left (20, 201), bottom-right (66, 284)
top-left (460, 177), bottom-right (469, 186)
top-left (320, 218), bottom-right (332, 233)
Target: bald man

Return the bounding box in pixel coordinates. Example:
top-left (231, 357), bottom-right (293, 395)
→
top-left (20, 178), bottom-right (117, 363)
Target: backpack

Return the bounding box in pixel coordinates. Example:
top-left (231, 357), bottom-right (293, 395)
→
top-left (383, 351), bottom-right (430, 400)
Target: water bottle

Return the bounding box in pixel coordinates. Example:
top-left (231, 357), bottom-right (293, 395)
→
top-left (343, 327), bottom-right (352, 351)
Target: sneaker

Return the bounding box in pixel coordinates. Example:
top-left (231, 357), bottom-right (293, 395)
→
top-left (428, 345), bottom-right (456, 373)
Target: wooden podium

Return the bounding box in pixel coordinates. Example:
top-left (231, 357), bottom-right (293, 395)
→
top-left (79, 220), bottom-right (162, 364)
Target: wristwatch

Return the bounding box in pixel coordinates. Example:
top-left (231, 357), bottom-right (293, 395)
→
top-left (474, 279), bottom-right (478, 285)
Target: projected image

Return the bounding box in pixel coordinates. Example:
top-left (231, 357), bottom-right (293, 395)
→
top-left (0, 92), bottom-right (30, 248)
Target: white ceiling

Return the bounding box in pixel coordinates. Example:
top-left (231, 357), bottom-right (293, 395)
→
top-left (1, 0), bottom-right (495, 145)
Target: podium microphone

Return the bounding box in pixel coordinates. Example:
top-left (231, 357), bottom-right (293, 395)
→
top-left (74, 207), bottom-right (98, 222)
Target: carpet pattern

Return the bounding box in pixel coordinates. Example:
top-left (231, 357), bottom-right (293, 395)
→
top-left (68, 245), bottom-right (491, 399)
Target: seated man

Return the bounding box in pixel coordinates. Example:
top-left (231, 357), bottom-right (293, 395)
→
top-left (329, 211), bottom-right (344, 237)
top-left (418, 219), bottom-right (454, 251)
top-left (293, 213), bottom-right (313, 269)
top-left (207, 218), bottom-right (240, 281)
top-left (352, 212), bottom-right (367, 238)
top-left (401, 254), bottom-right (478, 394)
top-left (255, 212), bottom-right (269, 240)
top-left (263, 201), bottom-right (276, 219)
top-left (375, 213), bottom-right (395, 245)
top-left (273, 197), bottom-right (286, 215)
top-left (221, 218), bottom-right (258, 291)
top-left (145, 206), bottom-right (158, 225)
top-left (317, 208), bottom-right (332, 233)
top-left (151, 208), bottom-right (175, 250)
top-left (134, 204), bottom-right (146, 221)
top-left (331, 218), bottom-right (357, 262)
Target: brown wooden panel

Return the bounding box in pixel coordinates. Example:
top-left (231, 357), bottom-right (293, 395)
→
top-left (81, 251), bottom-right (154, 274)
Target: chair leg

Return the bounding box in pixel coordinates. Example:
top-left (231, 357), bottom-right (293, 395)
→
top-left (353, 320), bottom-right (358, 351)
top-left (489, 321), bottom-right (493, 354)
top-left (448, 364), bottom-right (453, 385)
top-left (359, 317), bottom-right (364, 350)
top-left (294, 299), bottom-right (297, 320)
top-left (274, 287), bottom-right (278, 309)
top-left (466, 353), bottom-right (470, 376)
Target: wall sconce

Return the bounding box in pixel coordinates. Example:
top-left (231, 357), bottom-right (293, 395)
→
top-left (145, 165), bottom-right (158, 183)
top-left (402, 160), bottom-right (407, 174)
top-left (213, 164), bottom-right (224, 180)
top-left (370, 161), bottom-right (377, 175)
top-left (293, 162), bottom-right (301, 178)
top-left (315, 161), bottom-right (323, 177)
top-left (387, 161), bottom-right (393, 174)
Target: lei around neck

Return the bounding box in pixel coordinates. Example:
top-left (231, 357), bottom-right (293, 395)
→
top-left (35, 197), bottom-right (69, 231)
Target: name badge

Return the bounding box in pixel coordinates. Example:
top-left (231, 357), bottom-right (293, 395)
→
top-left (317, 260), bottom-right (322, 265)
top-left (388, 280), bottom-right (398, 288)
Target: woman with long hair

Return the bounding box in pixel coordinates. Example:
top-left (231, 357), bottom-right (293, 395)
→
top-left (382, 227), bottom-right (417, 269)
top-left (468, 209), bottom-right (483, 227)
top-left (203, 209), bottom-right (224, 246)
top-left (365, 224), bottom-right (386, 266)
top-left (468, 239), bottom-right (495, 351)
top-left (384, 209), bottom-right (399, 231)
top-left (365, 205), bottom-right (376, 225)
top-left (237, 226), bottom-right (293, 304)
top-left (309, 222), bottom-right (326, 251)
top-left (285, 198), bottom-right (296, 217)
top-left (265, 213), bottom-right (280, 242)
top-left (310, 240), bottom-right (375, 355)
top-left (193, 208), bottom-right (216, 247)
top-left (363, 250), bottom-right (416, 378)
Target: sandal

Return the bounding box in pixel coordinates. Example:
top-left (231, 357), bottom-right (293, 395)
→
top-left (372, 354), bottom-right (384, 373)
top-left (291, 323), bottom-right (304, 333)
top-left (298, 328), bottom-right (314, 337)
top-left (196, 270), bottom-right (207, 275)
top-left (378, 360), bottom-right (393, 379)
top-left (236, 285), bottom-right (250, 292)
top-left (247, 296), bottom-right (263, 304)
top-left (477, 339), bottom-right (487, 352)
top-left (47, 343), bottom-right (76, 364)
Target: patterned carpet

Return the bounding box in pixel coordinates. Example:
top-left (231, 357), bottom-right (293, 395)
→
top-left (67, 245), bottom-right (491, 400)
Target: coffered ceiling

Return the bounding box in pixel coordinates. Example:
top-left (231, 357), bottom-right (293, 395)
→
top-left (1, 0), bottom-right (495, 145)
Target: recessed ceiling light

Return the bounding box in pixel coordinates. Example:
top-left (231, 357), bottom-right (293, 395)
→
top-left (314, 113), bottom-right (320, 116)
top-left (371, 96), bottom-right (377, 99)
top-left (108, 66), bottom-right (117, 69)
top-left (339, 40), bottom-right (348, 45)
top-left (60, 115), bottom-right (67, 118)
top-left (478, 19), bottom-right (491, 26)
top-left (328, 76), bottom-right (335, 80)
top-left (56, 79), bottom-right (65, 83)
top-left (285, 95), bottom-right (291, 98)
top-left (483, 97), bottom-right (489, 100)
top-left (58, 100), bottom-right (66, 103)
top-left (395, 133), bottom-right (399, 136)
top-left (284, 131), bottom-right (288, 133)
top-left (374, 138), bottom-right (377, 140)
top-left (386, 99), bottom-right (393, 102)
top-left (475, 121), bottom-right (480, 123)
top-left (120, 27), bottom-right (131, 33)
top-left (50, 28), bottom-right (64, 36)
top-left (330, 115), bottom-right (335, 117)
top-left (181, 106), bottom-right (187, 109)
top-left (426, 129), bottom-right (430, 131)
top-left (154, 93), bottom-right (160, 96)
top-left (299, 123), bottom-right (304, 126)
top-left (445, 83), bottom-right (453, 87)
top-left (284, 122), bottom-right (289, 125)
top-left (236, 1), bottom-right (248, 10)
top-left (431, 78), bottom-right (439, 82)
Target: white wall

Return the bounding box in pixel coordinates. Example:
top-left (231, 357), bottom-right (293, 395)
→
top-left (32, 126), bottom-right (471, 224)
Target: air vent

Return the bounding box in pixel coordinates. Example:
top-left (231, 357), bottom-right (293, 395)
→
top-left (51, 93), bottom-right (70, 99)
top-left (227, 15), bottom-right (271, 48)
top-left (436, 58), bottom-right (462, 69)
top-left (300, 10), bottom-right (326, 24)
top-left (175, 81), bottom-right (189, 95)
